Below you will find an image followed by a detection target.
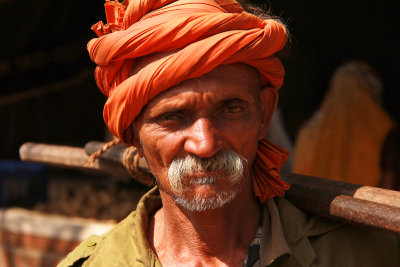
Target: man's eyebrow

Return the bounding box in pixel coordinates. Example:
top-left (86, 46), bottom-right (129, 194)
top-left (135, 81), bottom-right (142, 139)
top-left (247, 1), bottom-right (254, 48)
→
top-left (219, 98), bottom-right (249, 105)
top-left (146, 100), bottom-right (192, 118)
top-left (146, 95), bottom-right (253, 118)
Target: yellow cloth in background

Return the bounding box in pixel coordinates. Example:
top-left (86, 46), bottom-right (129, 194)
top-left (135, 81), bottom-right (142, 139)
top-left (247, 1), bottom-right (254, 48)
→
top-left (293, 60), bottom-right (396, 186)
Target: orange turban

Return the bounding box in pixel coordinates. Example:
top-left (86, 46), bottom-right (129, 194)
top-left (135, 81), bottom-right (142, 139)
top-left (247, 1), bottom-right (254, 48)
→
top-left (88, 0), bottom-right (290, 202)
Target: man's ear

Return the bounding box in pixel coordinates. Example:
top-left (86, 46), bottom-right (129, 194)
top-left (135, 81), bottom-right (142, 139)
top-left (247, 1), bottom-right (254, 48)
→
top-left (131, 123), bottom-right (144, 157)
top-left (258, 87), bottom-right (278, 140)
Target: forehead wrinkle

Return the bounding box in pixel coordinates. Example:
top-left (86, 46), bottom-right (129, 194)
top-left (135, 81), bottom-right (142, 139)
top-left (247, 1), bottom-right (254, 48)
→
top-left (140, 63), bottom-right (262, 119)
top-left (148, 84), bottom-right (258, 117)
top-left (146, 93), bottom-right (198, 118)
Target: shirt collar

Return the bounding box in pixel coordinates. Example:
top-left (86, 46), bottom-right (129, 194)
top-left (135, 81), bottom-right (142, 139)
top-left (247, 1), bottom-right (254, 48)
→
top-left (132, 188), bottom-right (344, 267)
top-left (274, 197), bottom-right (345, 267)
top-left (131, 186), bottom-right (162, 265)
top-left (259, 198), bottom-right (292, 266)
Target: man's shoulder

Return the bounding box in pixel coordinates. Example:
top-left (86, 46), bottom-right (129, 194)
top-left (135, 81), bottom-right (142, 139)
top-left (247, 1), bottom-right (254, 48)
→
top-left (274, 197), bottom-right (344, 240)
top-left (57, 187), bottom-right (161, 267)
top-left (58, 187), bottom-right (161, 267)
top-left (57, 210), bottom-right (138, 267)
top-left (57, 234), bottom-right (103, 267)
top-left (275, 197), bottom-right (400, 267)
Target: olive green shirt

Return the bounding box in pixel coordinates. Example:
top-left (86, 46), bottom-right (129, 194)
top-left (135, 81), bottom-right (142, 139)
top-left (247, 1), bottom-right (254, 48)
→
top-left (59, 187), bottom-right (399, 267)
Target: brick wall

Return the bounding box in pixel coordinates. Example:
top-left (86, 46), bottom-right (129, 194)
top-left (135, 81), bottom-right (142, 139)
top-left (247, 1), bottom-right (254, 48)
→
top-left (0, 208), bottom-right (115, 267)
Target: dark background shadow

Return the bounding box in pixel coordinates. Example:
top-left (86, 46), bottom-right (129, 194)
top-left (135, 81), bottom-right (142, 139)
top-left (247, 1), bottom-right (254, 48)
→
top-left (268, 0), bottom-right (399, 140)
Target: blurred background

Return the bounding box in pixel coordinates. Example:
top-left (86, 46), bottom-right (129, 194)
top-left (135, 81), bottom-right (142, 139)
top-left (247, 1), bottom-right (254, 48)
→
top-left (0, 0), bottom-right (398, 266)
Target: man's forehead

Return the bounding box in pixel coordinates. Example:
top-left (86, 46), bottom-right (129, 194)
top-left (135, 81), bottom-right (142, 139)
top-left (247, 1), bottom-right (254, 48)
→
top-left (138, 62), bottom-right (262, 119)
top-left (197, 63), bottom-right (260, 85)
top-left (132, 51), bottom-right (262, 118)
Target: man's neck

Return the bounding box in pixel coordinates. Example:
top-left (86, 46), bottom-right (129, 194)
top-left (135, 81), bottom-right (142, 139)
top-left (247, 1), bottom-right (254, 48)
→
top-left (148, 182), bottom-right (261, 266)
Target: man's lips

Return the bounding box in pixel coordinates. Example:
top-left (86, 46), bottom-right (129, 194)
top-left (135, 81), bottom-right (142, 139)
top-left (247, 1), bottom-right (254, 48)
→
top-left (184, 170), bottom-right (227, 186)
top-left (186, 170), bottom-right (225, 178)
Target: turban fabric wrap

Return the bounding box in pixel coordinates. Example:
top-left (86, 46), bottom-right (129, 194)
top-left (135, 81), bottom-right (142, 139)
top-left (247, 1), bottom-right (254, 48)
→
top-left (88, 0), bottom-right (290, 203)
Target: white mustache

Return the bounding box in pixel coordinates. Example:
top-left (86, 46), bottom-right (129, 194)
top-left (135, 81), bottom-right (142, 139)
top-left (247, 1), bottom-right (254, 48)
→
top-left (167, 151), bottom-right (246, 192)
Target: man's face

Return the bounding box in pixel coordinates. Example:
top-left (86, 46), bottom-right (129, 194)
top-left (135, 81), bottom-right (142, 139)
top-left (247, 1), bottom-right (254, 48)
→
top-left (135, 63), bottom-right (272, 211)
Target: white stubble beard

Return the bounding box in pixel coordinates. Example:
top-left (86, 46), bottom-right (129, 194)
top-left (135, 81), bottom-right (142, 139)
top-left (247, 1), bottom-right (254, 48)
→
top-left (164, 152), bottom-right (247, 212)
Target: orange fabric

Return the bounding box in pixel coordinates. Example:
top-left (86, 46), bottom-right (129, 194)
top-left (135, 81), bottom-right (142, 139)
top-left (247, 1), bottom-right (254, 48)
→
top-left (253, 139), bottom-right (290, 202)
top-left (88, 0), bottom-right (290, 202)
top-left (292, 60), bottom-right (397, 186)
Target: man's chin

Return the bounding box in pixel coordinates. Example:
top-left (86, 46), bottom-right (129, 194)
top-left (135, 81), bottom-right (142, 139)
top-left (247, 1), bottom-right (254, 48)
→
top-left (170, 187), bottom-right (240, 212)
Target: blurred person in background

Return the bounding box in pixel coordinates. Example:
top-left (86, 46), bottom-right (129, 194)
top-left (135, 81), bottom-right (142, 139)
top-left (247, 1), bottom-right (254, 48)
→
top-left (292, 60), bottom-right (398, 189)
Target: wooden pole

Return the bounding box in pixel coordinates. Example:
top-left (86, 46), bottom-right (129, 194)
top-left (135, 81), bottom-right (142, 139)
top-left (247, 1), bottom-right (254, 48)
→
top-left (83, 141), bottom-right (148, 169)
top-left (20, 142), bottom-right (400, 234)
top-left (283, 172), bottom-right (400, 234)
top-left (19, 142), bottom-right (130, 177)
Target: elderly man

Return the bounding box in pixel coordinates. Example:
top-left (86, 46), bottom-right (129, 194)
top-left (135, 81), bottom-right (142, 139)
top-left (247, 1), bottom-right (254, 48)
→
top-left (59, 0), bottom-right (398, 266)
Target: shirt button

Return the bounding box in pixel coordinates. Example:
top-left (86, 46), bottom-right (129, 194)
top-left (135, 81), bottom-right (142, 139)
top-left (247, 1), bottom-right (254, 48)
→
top-left (86, 241), bottom-right (97, 247)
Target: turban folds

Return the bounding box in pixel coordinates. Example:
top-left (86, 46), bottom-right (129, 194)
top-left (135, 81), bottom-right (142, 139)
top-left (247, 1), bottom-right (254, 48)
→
top-left (88, 0), bottom-right (290, 202)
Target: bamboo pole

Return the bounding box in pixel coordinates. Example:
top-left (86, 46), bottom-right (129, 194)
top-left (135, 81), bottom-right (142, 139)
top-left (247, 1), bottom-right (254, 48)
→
top-left (19, 142), bottom-right (400, 234)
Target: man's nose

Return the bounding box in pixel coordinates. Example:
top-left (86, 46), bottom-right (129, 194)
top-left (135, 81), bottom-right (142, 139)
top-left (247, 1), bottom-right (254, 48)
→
top-left (184, 118), bottom-right (223, 158)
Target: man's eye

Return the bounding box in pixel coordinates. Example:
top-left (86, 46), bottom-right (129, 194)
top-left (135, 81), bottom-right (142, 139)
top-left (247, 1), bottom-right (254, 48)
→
top-left (159, 112), bottom-right (183, 121)
top-left (224, 106), bottom-right (243, 113)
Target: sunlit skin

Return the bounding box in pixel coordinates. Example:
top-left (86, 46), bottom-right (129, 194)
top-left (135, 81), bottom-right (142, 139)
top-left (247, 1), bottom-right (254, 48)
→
top-left (133, 58), bottom-right (278, 266)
